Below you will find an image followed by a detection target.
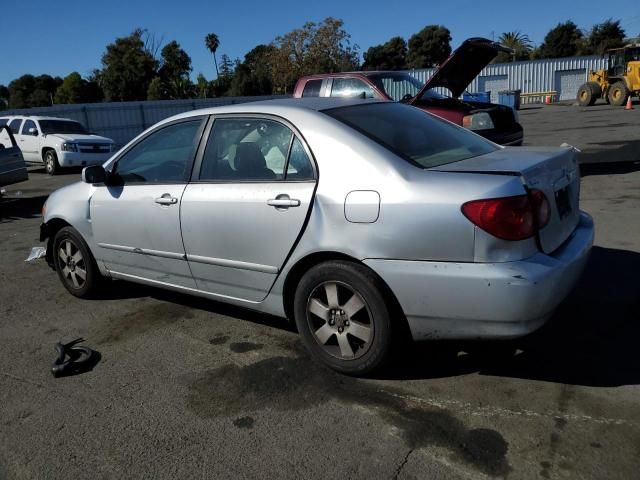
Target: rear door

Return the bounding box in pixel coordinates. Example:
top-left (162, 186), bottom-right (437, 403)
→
top-left (90, 118), bottom-right (206, 288)
top-left (180, 115), bottom-right (316, 302)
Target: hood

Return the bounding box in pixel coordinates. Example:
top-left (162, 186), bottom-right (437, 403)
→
top-left (50, 133), bottom-right (113, 143)
top-left (416, 38), bottom-right (512, 98)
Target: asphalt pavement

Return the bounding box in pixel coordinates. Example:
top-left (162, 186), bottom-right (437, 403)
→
top-left (1, 102), bottom-right (639, 479)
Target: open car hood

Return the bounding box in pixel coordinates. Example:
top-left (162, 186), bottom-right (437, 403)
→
top-left (416, 38), bottom-right (512, 98)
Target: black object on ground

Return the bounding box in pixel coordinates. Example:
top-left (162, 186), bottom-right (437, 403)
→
top-left (51, 338), bottom-right (100, 378)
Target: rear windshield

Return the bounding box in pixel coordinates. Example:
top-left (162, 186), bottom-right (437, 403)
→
top-left (323, 102), bottom-right (498, 168)
top-left (39, 120), bottom-right (88, 135)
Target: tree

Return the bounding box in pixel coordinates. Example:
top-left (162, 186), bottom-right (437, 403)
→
top-left (196, 73), bottom-right (210, 98)
top-left (0, 85), bottom-right (8, 110)
top-left (99, 29), bottom-right (158, 101)
top-left (54, 72), bottom-right (102, 104)
top-left (587, 19), bottom-right (626, 54)
top-left (146, 77), bottom-right (164, 100)
top-left (7, 74), bottom-right (61, 108)
top-left (156, 40), bottom-right (193, 99)
top-left (159, 41), bottom-right (192, 81)
top-left (539, 21), bottom-right (583, 58)
top-left (219, 54), bottom-right (234, 78)
top-left (205, 33), bottom-right (220, 77)
top-left (268, 17), bottom-right (359, 93)
top-left (362, 36), bottom-right (407, 70)
top-left (494, 31), bottom-right (533, 63)
top-left (230, 44), bottom-right (275, 96)
top-left (406, 25), bottom-right (451, 68)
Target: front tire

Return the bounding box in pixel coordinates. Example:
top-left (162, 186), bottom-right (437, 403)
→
top-left (44, 150), bottom-right (60, 176)
top-left (608, 81), bottom-right (629, 106)
top-left (293, 261), bottom-right (392, 375)
top-left (53, 227), bottom-right (101, 298)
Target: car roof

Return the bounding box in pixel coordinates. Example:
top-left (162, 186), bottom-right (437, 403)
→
top-left (8, 115), bottom-right (77, 122)
top-left (166, 97), bottom-right (386, 122)
top-left (298, 71), bottom-right (412, 79)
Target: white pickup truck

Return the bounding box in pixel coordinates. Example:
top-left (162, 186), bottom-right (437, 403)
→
top-left (0, 116), bottom-right (116, 175)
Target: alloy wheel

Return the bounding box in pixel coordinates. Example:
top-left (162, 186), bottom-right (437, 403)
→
top-left (58, 239), bottom-right (87, 289)
top-left (306, 281), bottom-right (374, 360)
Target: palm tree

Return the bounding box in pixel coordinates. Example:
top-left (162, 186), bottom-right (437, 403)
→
top-left (205, 33), bottom-right (220, 77)
top-left (498, 31), bottom-right (533, 62)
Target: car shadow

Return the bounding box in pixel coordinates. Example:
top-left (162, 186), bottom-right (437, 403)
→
top-left (0, 194), bottom-right (48, 223)
top-left (379, 246), bottom-right (640, 387)
top-left (94, 246), bottom-right (640, 387)
top-left (96, 279), bottom-right (295, 333)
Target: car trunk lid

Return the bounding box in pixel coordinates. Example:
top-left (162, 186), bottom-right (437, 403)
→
top-left (432, 146), bottom-right (581, 253)
top-left (415, 38), bottom-right (512, 99)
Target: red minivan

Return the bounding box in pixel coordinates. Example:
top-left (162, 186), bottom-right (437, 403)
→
top-left (293, 38), bottom-right (523, 146)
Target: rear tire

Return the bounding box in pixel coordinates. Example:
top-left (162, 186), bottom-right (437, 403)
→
top-left (53, 227), bottom-right (101, 298)
top-left (577, 82), bottom-right (599, 106)
top-left (608, 81), bottom-right (629, 106)
top-left (293, 261), bottom-right (392, 375)
top-left (44, 150), bottom-right (60, 176)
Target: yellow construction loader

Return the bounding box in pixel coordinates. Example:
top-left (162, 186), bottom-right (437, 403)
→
top-left (577, 43), bottom-right (640, 106)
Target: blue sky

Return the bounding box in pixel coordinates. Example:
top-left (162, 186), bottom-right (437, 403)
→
top-left (1, 0), bottom-right (639, 85)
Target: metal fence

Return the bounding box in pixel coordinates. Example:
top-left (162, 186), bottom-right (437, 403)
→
top-left (3, 55), bottom-right (607, 146)
top-left (404, 55), bottom-right (607, 103)
top-left (3, 96), bottom-right (288, 147)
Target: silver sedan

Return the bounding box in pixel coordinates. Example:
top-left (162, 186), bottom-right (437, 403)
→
top-left (40, 98), bottom-right (594, 374)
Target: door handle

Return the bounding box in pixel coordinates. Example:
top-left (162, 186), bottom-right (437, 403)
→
top-left (155, 193), bottom-right (178, 205)
top-left (267, 195), bottom-right (300, 208)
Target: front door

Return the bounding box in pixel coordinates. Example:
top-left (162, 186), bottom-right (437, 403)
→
top-left (18, 119), bottom-right (41, 162)
top-left (180, 116), bottom-right (317, 302)
top-left (91, 118), bottom-right (206, 288)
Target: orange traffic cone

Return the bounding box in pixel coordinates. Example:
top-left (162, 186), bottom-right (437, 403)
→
top-left (625, 96), bottom-right (633, 110)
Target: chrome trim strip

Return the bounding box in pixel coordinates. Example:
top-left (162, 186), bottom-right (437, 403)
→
top-left (97, 243), bottom-right (186, 260)
top-left (186, 254), bottom-right (278, 274)
top-left (108, 270), bottom-right (261, 305)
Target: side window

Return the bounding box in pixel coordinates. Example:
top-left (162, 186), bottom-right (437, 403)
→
top-left (9, 119), bottom-right (23, 135)
top-left (21, 120), bottom-right (37, 135)
top-left (286, 137), bottom-right (314, 180)
top-left (114, 120), bottom-right (202, 184)
top-left (199, 118), bottom-right (293, 181)
top-left (302, 79), bottom-right (323, 97)
top-left (330, 78), bottom-right (375, 98)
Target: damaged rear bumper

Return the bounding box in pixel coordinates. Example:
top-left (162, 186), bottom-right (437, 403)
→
top-left (364, 212), bottom-right (594, 340)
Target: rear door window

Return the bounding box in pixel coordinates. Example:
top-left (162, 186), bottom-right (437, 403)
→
top-left (330, 78), bottom-right (375, 98)
top-left (302, 79), bottom-right (323, 97)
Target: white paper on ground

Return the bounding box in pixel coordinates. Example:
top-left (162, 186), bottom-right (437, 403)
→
top-left (25, 246), bottom-right (46, 262)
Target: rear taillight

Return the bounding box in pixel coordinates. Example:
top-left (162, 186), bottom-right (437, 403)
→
top-left (461, 189), bottom-right (550, 241)
top-left (529, 189), bottom-right (550, 229)
top-left (462, 195), bottom-right (533, 240)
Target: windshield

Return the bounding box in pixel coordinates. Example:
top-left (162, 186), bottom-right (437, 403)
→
top-left (366, 73), bottom-right (425, 102)
top-left (39, 120), bottom-right (88, 135)
top-left (323, 102), bottom-right (497, 169)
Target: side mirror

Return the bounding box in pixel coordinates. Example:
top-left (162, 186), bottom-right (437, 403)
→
top-left (82, 165), bottom-right (107, 184)
top-left (28, 127), bottom-right (38, 136)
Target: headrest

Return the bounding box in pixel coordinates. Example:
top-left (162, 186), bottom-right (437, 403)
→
top-left (235, 143), bottom-right (266, 176)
